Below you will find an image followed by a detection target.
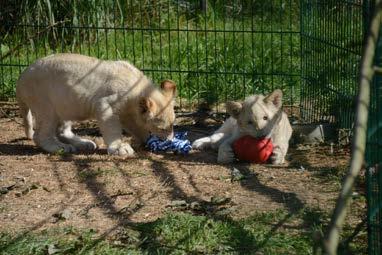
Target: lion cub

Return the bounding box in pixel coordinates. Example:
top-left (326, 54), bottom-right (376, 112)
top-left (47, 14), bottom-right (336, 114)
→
top-left (16, 53), bottom-right (176, 156)
top-left (192, 89), bottom-right (292, 164)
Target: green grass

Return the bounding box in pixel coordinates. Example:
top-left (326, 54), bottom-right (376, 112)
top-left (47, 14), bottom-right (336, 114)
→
top-left (0, 0), bottom-right (365, 129)
top-left (0, 208), bottom-right (366, 255)
top-left (0, 0), bottom-right (301, 108)
top-left (0, 0), bottom-right (365, 124)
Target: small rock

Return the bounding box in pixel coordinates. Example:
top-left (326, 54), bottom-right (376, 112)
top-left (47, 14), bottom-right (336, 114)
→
top-left (16, 183), bottom-right (39, 197)
top-left (50, 217), bottom-right (59, 223)
top-left (42, 186), bottom-right (51, 192)
top-left (52, 208), bottom-right (72, 221)
top-left (169, 200), bottom-right (188, 208)
top-left (47, 244), bottom-right (60, 254)
top-left (210, 196), bottom-right (231, 205)
top-left (60, 209), bottom-right (72, 220)
top-left (30, 183), bottom-right (39, 189)
top-left (190, 201), bottom-right (202, 210)
top-left (0, 184), bottom-right (16, 195)
top-left (14, 176), bottom-right (26, 183)
top-left (231, 167), bottom-right (244, 182)
top-left (113, 240), bottom-right (122, 246)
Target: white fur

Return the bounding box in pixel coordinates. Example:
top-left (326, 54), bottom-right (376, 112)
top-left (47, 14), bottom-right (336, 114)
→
top-left (16, 53), bottom-right (176, 156)
top-left (193, 90), bottom-right (293, 164)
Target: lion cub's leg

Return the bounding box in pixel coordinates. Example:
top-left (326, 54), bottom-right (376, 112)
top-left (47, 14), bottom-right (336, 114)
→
top-left (33, 111), bottom-right (76, 153)
top-left (270, 141), bottom-right (289, 164)
top-left (217, 130), bottom-right (240, 164)
top-left (192, 117), bottom-right (236, 150)
top-left (192, 132), bottom-right (226, 150)
top-left (57, 121), bottom-right (97, 151)
top-left (96, 101), bottom-right (135, 156)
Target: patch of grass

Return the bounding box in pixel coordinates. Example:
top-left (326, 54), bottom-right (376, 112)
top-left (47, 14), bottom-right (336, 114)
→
top-left (0, 208), bottom-right (366, 255)
top-left (1, 0), bottom-right (301, 107)
top-left (0, 0), bottom-right (365, 128)
top-left (0, 228), bottom-right (140, 255)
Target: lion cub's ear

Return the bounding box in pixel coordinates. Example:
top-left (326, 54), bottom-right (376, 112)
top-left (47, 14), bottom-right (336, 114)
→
top-left (264, 89), bottom-right (283, 108)
top-left (226, 101), bottom-right (243, 119)
top-left (160, 80), bottom-right (177, 98)
top-left (139, 97), bottom-right (157, 115)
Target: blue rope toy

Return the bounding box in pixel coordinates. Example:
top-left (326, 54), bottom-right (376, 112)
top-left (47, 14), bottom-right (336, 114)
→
top-left (146, 131), bottom-right (192, 155)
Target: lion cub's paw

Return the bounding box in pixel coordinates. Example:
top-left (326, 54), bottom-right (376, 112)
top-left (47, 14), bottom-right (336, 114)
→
top-left (192, 137), bottom-right (211, 150)
top-left (107, 142), bottom-right (135, 156)
top-left (217, 146), bottom-right (235, 164)
top-left (270, 150), bottom-right (285, 165)
top-left (75, 139), bottom-right (97, 151)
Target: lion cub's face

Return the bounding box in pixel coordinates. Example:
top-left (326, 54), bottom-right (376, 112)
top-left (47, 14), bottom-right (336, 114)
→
top-left (139, 80), bottom-right (176, 140)
top-left (227, 89), bottom-right (283, 138)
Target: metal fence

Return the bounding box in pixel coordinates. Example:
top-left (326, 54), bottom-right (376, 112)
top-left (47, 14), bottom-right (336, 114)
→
top-left (366, 1), bottom-right (382, 253)
top-left (300, 0), bottom-right (366, 128)
top-left (3, 0), bottom-right (381, 252)
top-left (0, 0), bottom-right (367, 126)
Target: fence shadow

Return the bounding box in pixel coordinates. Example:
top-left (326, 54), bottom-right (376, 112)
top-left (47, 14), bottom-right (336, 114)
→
top-left (0, 121), bottom-right (331, 254)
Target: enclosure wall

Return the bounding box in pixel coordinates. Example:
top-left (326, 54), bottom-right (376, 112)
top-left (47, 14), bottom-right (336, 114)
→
top-left (0, 0), bottom-right (300, 114)
top-left (0, 1), bottom-right (369, 125)
top-left (300, 0), bottom-right (365, 128)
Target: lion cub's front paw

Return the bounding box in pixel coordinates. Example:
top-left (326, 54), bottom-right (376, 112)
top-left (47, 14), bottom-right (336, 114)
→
top-left (75, 139), bottom-right (97, 151)
top-left (217, 146), bottom-right (235, 164)
top-left (192, 137), bottom-right (211, 150)
top-left (270, 152), bottom-right (285, 165)
top-left (107, 142), bottom-right (135, 156)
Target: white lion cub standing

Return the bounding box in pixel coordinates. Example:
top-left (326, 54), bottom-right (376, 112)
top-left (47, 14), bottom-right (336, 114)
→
top-left (16, 53), bottom-right (177, 156)
top-left (192, 89), bottom-right (292, 164)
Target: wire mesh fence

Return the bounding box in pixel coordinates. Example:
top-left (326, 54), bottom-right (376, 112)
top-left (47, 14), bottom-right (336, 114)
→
top-left (366, 1), bottom-right (382, 253)
top-left (3, 0), bottom-right (382, 252)
top-left (0, 0), bottom-right (300, 113)
top-left (300, 0), bottom-right (365, 128)
top-left (0, 0), bottom-right (367, 125)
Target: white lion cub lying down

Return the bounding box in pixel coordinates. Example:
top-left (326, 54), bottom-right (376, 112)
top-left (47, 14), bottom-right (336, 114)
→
top-left (16, 53), bottom-right (176, 156)
top-left (192, 89), bottom-right (292, 164)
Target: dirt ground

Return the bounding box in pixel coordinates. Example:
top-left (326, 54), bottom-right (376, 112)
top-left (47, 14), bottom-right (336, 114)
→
top-left (0, 110), bottom-right (366, 237)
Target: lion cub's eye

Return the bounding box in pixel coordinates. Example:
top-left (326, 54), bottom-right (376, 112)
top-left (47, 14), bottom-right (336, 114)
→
top-left (263, 116), bottom-right (268, 120)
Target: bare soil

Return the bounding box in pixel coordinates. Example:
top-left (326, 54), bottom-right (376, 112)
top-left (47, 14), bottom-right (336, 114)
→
top-left (0, 112), bottom-right (366, 237)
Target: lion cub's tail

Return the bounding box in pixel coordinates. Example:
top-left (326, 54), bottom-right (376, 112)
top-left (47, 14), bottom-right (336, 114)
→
top-left (16, 95), bottom-right (34, 140)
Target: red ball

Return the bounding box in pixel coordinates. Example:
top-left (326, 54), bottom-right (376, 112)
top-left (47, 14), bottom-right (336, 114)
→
top-left (233, 135), bottom-right (273, 163)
